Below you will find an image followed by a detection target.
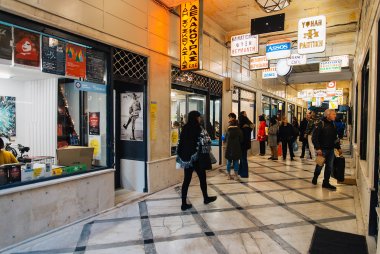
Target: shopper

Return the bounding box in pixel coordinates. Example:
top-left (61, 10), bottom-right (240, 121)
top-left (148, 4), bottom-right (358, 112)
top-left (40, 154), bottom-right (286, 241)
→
top-left (312, 109), bottom-right (342, 190)
top-left (335, 118), bottom-right (345, 140)
top-left (0, 138), bottom-right (18, 165)
top-left (306, 111), bottom-right (317, 160)
top-left (225, 119), bottom-right (243, 180)
top-left (238, 111), bottom-right (253, 178)
top-left (299, 113), bottom-right (311, 159)
top-left (176, 111), bottom-right (217, 211)
top-left (258, 115), bottom-right (267, 156)
top-left (267, 116), bottom-right (279, 160)
top-left (292, 116), bottom-right (300, 147)
top-left (279, 117), bottom-right (296, 161)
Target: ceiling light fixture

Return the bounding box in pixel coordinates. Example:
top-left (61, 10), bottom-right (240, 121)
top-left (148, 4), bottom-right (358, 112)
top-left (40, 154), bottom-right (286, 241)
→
top-left (0, 73), bottom-right (12, 79)
top-left (255, 0), bottom-right (291, 13)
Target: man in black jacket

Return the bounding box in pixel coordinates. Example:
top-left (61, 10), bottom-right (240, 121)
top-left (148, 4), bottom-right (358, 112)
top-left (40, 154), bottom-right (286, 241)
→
top-left (299, 113), bottom-right (310, 159)
top-left (312, 109), bottom-right (342, 190)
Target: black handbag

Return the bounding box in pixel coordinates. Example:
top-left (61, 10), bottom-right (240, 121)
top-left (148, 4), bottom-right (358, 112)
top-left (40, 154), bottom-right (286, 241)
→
top-left (332, 156), bottom-right (345, 182)
top-left (198, 152), bottom-right (212, 170)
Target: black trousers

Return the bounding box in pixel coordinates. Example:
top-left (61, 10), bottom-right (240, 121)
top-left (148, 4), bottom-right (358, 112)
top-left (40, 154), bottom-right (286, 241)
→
top-left (300, 139), bottom-right (309, 158)
top-left (259, 141), bottom-right (266, 155)
top-left (282, 139), bottom-right (295, 159)
top-left (181, 163), bottom-right (208, 203)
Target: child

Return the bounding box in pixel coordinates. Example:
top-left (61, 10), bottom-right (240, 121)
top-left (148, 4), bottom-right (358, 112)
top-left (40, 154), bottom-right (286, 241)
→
top-left (225, 119), bottom-right (243, 180)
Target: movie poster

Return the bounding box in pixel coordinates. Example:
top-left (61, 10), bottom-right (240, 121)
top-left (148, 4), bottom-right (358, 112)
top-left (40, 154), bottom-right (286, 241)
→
top-left (89, 112), bottom-right (100, 135)
top-left (66, 43), bottom-right (86, 78)
top-left (14, 28), bottom-right (40, 67)
top-left (42, 36), bottom-right (66, 75)
top-left (0, 96), bottom-right (16, 137)
top-left (120, 92), bottom-right (143, 141)
top-left (0, 24), bottom-right (12, 62)
top-left (86, 49), bottom-right (105, 84)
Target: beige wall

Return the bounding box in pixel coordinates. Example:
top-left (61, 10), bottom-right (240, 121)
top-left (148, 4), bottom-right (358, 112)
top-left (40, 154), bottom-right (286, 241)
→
top-left (352, 0), bottom-right (380, 240)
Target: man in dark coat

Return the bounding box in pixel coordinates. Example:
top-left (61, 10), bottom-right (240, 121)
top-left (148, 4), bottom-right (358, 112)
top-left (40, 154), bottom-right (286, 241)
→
top-left (225, 119), bottom-right (243, 181)
top-left (299, 113), bottom-right (311, 159)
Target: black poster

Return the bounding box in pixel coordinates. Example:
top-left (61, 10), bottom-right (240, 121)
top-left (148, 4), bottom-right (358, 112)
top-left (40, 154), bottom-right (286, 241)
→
top-left (42, 36), bottom-right (66, 75)
top-left (86, 49), bottom-right (105, 84)
top-left (0, 24), bottom-right (12, 61)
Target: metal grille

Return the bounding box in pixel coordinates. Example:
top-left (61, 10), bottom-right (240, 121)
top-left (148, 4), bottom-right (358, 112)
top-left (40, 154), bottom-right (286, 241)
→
top-left (171, 66), bottom-right (222, 95)
top-left (113, 48), bottom-right (147, 81)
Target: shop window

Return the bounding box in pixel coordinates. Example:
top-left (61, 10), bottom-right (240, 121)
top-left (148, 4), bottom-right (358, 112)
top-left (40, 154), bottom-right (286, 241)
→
top-left (233, 88), bottom-right (256, 139)
top-left (360, 54), bottom-right (370, 160)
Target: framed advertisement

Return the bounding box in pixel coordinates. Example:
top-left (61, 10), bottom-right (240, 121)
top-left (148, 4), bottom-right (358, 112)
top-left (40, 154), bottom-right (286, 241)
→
top-left (0, 24), bottom-right (12, 63)
top-left (89, 112), bottom-right (100, 135)
top-left (14, 28), bottom-right (40, 67)
top-left (86, 49), bottom-right (106, 84)
top-left (0, 96), bottom-right (16, 137)
top-left (120, 92), bottom-right (144, 141)
top-left (66, 43), bottom-right (86, 78)
top-left (42, 36), bottom-right (66, 75)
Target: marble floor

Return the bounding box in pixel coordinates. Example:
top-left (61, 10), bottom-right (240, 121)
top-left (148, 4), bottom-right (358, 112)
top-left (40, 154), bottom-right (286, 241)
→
top-left (2, 155), bottom-right (365, 254)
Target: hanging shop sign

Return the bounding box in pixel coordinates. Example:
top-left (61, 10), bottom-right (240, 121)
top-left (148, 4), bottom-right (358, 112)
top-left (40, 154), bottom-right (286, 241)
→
top-left (0, 24), bottom-right (12, 62)
top-left (14, 28), bottom-right (40, 67)
top-left (329, 55), bottom-right (349, 67)
top-left (262, 67), bottom-right (277, 79)
top-left (326, 81), bottom-right (336, 96)
top-left (66, 43), bottom-right (86, 78)
top-left (249, 56), bottom-right (268, 70)
top-left (266, 39), bottom-right (291, 60)
top-left (287, 54), bottom-right (307, 66)
top-left (319, 60), bottom-right (342, 73)
top-left (86, 49), bottom-right (106, 84)
top-left (74, 80), bottom-right (106, 94)
top-left (231, 33), bottom-right (259, 56)
top-left (180, 0), bottom-right (202, 71)
top-left (335, 89), bottom-right (343, 96)
top-left (42, 36), bottom-right (66, 75)
top-left (298, 15), bottom-right (326, 54)
top-left (314, 89), bottom-right (327, 98)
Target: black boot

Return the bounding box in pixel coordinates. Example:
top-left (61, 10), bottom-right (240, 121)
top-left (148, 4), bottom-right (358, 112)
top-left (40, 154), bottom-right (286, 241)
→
top-left (181, 198), bottom-right (192, 211)
top-left (322, 181), bottom-right (336, 191)
top-left (204, 196), bottom-right (217, 204)
top-left (312, 176), bottom-right (318, 185)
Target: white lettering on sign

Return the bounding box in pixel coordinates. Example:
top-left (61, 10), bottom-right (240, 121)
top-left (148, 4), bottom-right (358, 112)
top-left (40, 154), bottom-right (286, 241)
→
top-left (262, 67), bottom-right (277, 79)
top-left (250, 56), bottom-right (268, 70)
top-left (298, 15), bottom-right (326, 54)
top-left (266, 39), bottom-right (292, 60)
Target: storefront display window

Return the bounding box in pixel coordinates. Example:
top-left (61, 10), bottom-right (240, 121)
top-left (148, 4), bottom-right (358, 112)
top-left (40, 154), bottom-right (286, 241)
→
top-left (234, 88), bottom-right (256, 139)
top-left (288, 103), bottom-right (295, 122)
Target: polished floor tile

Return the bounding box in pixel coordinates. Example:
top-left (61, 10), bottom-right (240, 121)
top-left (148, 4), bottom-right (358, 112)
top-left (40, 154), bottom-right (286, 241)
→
top-left (201, 210), bottom-right (257, 231)
top-left (248, 206), bottom-right (304, 226)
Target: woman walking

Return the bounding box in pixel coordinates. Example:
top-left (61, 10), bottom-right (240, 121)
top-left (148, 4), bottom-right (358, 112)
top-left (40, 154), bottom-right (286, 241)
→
top-left (268, 116), bottom-right (279, 160)
top-left (225, 118), bottom-right (243, 180)
top-left (258, 115), bottom-right (267, 156)
top-left (279, 117), bottom-right (296, 161)
top-left (176, 111), bottom-right (217, 211)
top-left (238, 111), bottom-right (253, 178)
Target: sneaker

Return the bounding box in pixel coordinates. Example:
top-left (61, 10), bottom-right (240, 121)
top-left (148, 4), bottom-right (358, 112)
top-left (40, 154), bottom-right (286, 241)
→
top-left (312, 176), bottom-right (318, 185)
top-left (204, 196), bottom-right (217, 204)
top-left (181, 204), bottom-right (192, 211)
top-left (322, 182), bottom-right (337, 191)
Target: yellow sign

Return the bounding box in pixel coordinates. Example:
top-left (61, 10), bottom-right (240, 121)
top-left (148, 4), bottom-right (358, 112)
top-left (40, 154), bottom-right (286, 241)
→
top-left (89, 135), bottom-right (101, 160)
top-left (150, 102), bottom-right (158, 141)
top-left (171, 129), bottom-right (179, 146)
top-left (180, 0), bottom-right (202, 71)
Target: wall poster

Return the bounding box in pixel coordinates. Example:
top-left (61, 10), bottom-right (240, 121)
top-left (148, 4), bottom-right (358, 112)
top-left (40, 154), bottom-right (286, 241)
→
top-left (86, 49), bottom-right (105, 84)
top-left (121, 92), bottom-right (143, 141)
top-left (42, 36), bottom-right (66, 75)
top-left (150, 101), bottom-right (157, 141)
top-left (14, 28), bottom-right (40, 67)
top-left (0, 96), bottom-right (16, 137)
top-left (89, 112), bottom-right (100, 135)
top-left (66, 43), bottom-right (86, 78)
top-left (0, 24), bottom-right (12, 62)
top-left (89, 135), bottom-right (101, 160)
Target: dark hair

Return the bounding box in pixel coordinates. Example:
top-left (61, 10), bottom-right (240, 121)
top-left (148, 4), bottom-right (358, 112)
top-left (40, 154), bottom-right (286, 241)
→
top-left (270, 116), bottom-right (277, 125)
top-left (229, 119), bottom-right (239, 126)
top-left (0, 138), bottom-right (4, 149)
top-left (239, 113), bottom-right (252, 128)
top-left (228, 113), bottom-right (237, 119)
top-left (187, 111), bottom-right (201, 126)
top-left (259, 115), bottom-right (265, 122)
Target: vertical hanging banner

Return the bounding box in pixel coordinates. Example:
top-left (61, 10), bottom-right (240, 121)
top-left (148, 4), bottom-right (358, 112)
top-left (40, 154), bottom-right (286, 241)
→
top-left (66, 43), bottom-right (86, 78)
top-left (298, 15), bottom-right (326, 54)
top-left (14, 28), bottom-right (40, 67)
top-left (0, 24), bottom-right (12, 62)
top-left (180, 0), bottom-right (203, 71)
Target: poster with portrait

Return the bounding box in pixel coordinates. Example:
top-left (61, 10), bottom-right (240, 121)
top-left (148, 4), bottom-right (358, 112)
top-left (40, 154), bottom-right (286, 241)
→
top-left (42, 36), bottom-right (66, 75)
top-left (0, 24), bottom-right (12, 62)
top-left (120, 92), bottom-right (143, 141)
top-left (89, 112), bottom-right (100, 135)
top-left (14, 28), bottom-right (40, 67)
top-left (66, 43), bottom-right (86, 78)
top-left (0, 96), bottom-right (16, 137)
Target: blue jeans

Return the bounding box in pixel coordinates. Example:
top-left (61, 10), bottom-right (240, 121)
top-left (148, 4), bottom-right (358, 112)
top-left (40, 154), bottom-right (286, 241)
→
top-left (239, 149), bottom-right (249, 178)
top-left (227, 160), bottom-right (239, 174)
top-left (314, 149), bottom-right (335, 183)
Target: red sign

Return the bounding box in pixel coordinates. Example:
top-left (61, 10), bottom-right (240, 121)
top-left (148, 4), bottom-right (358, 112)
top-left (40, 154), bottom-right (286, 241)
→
top-left (66, 43), bottom-right (86, 78)
top-left (14, 28), bottom-right (40, 67)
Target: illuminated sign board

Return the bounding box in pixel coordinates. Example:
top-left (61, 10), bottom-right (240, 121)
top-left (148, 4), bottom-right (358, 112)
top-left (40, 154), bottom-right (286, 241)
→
top-left (329, 55), bottom-right (349, 67)
top-left (287, 54), bottom-right (307, 66)
top-left (319, 60), bottom-right (342, 73)
top-left (266, 39), bottom-right (291, 60)
top-left (298, 15), bottom-right (326, 54)
top-left (249, 56), bottom-right (268, 70)
top-left (180, 0), bottom-right (202, 71)
top-left (262, 67), bottom-right (277, 79)
top-left (231, 33), bottom-right (259, 56)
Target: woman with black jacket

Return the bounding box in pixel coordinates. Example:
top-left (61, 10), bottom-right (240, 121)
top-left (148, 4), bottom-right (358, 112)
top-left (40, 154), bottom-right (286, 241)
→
top-left (279, 117), bottom-right (296, 161)
top-left (177, 111), bottom-right (217, 211)
top-left (238, 111), bottom-right (253, 178)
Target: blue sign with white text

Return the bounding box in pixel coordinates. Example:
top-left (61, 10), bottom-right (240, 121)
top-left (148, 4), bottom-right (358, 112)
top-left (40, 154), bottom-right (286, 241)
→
top-left (74, 80), bottom-right (107, 94)
top-left (266, 42), bottom-right (291, 53)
